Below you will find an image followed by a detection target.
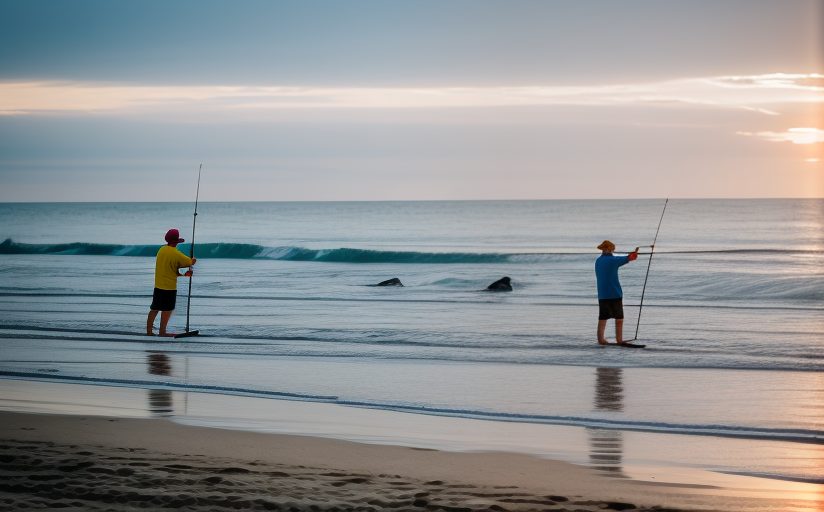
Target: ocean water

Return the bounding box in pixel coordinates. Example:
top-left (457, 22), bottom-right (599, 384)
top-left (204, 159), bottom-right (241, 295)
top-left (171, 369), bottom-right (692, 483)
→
top-left (1, 199), bottom-right (822, 483)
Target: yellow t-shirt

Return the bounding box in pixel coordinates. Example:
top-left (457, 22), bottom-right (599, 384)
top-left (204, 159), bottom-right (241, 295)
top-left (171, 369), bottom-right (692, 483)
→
top-left (154, 245), bottom-right (194, 290)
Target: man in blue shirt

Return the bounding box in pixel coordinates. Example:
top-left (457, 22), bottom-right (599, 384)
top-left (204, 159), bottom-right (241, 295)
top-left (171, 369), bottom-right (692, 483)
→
top-left (595, 240), bottom-right (638, 345)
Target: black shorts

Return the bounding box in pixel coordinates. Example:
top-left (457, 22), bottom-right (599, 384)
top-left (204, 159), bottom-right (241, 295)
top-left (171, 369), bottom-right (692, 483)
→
top-left (150, 288), bottom-right (177, 312)
top-left (598, 298), bottom-right (624, 320)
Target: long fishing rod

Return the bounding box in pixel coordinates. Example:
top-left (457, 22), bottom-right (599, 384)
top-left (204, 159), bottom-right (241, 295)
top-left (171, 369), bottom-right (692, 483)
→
top-left (175, 163), bottom-right (202, 339)
top-left (632, 198), bottom-right (668, 342)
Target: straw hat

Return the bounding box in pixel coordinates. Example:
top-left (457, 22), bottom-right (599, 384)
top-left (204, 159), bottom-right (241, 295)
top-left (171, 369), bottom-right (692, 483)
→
top-left (597, 240), bottom-right (615, 252)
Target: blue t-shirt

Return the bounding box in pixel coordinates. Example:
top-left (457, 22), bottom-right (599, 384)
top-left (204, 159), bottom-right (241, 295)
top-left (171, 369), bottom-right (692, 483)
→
top-left (595, 254), bottom-right (630, 300)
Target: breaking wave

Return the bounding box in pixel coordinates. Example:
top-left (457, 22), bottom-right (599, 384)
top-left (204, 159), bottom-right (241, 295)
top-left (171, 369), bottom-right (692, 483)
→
top-left (1, 238), bottom-right (818, 265)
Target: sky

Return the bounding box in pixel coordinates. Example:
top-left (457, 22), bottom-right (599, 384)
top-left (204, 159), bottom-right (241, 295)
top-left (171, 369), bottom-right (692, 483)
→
top-left (0, 0), bottom-right (822, 201)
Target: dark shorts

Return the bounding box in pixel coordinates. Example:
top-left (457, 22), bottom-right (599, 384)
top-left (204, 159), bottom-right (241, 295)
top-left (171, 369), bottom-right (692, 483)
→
top-left (150, 288), bottom-right (177, 312)
top-left (598, 298), bottom-right (624, 320)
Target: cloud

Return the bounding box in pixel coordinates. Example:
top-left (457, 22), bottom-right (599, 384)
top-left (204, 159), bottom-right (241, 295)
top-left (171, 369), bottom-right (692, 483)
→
top-left (708, 73), bottom-right (824, 91)
top-left (737, 128), bottom-right (824, 144)
top-left (0, 73), bottom-right (821, 117)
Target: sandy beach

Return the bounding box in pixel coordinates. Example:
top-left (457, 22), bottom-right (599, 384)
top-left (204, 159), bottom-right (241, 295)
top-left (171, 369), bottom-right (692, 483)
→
top-left (2, 410), bottom-right (815, 512)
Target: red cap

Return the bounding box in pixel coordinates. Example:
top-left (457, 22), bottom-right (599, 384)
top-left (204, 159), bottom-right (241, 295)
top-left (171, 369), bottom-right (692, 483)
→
top-left (164, 229), bottom-right (185, 244)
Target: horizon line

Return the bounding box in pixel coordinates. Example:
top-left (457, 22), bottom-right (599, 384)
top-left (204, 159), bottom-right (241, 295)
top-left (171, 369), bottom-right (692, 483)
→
top-left (1, 196), bottom-right (822, 205)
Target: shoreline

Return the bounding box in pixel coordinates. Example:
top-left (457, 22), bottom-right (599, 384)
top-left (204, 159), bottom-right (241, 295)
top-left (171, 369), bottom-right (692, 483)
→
top-left (1, 410), bottom-right (816, 511)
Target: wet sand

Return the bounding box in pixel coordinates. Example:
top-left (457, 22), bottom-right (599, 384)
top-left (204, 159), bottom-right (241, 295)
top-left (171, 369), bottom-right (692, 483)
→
top-left (0, 411), bottom-right (807, 511)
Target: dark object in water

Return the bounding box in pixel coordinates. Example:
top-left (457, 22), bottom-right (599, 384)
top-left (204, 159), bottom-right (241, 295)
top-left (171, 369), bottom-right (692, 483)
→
top-left (601, 341), bottom-right (646, 348)
top-left (374, 277), bottom-right (403, 287)
top-left (485, 276), bottom-right (512, 291)
top-left (618, 342), bottom-right (646, 348)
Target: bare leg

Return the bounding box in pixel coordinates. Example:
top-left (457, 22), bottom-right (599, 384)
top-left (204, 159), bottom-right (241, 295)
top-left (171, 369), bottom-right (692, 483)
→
top-left (597, 319), bottom-right (609, 344)
top-left (146, 310), bottom-right (159, 336)
top-left (615, 318), bottom-right (624, 344)
top-left (159, 310), bottom-right (175, 337)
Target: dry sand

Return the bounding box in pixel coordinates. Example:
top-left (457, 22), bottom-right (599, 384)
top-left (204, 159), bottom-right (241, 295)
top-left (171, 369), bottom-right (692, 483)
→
top-left (0, 411), bottom-right (802, 511)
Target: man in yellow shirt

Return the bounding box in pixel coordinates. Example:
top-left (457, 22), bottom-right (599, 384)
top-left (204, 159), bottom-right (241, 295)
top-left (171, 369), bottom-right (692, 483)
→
top-left (146, 229), bottom-right (197, 337)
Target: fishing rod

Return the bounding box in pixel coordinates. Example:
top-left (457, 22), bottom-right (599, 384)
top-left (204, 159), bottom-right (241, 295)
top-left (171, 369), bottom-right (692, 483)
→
top-left (175, 163), bottom-right (202, 339)
top-left (632, 198), bottom-right (668, 342)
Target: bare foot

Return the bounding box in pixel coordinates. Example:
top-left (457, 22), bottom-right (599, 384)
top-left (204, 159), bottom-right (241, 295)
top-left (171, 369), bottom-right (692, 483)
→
top-left (158, 332), bottom-right (176, 338)
top-left (146, 332), bottom-right (155, 336)
top-left (598, 340), bottom-right (610, 345)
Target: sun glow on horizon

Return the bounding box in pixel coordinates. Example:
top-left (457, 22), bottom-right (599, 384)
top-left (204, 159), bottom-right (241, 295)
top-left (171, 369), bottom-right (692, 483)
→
top-left (737, 128), bottom-right (824, 145)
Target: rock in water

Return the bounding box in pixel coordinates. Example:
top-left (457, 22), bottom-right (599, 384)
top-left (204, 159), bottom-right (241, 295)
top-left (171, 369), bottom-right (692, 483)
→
top-left (375, 277), bottom-right (403, 287)
top-left (486, 276), bottom-right (512, 291)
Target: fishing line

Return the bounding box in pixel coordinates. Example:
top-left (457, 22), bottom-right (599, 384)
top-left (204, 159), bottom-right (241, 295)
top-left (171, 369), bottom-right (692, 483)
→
top-left (633, 198), bottom-right (668, 341)
top-left (176, 163), bottom-right (202, 339)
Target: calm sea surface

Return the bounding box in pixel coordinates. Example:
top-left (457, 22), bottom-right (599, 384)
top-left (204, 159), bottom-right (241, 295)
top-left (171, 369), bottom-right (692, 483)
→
top-left (1, 199), bottom-right (822, 482)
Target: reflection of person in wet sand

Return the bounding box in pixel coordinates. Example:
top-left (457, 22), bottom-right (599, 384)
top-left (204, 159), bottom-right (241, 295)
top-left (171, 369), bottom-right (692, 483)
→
top-left (594, 367), bottom-right (623, 412)
top-left (147, 351), bottom-right (173, 416)
top-left (588, 367), bottom-right (626, 477)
